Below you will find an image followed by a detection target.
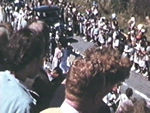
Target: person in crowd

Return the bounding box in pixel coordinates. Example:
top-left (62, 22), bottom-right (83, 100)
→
top-left (51, 43), bottom-right (63, 71)
top-left (59, 43), bottom-right (75, 74)
top-left (116, 101), bottom-right (134, 113)
top-left (0, 23), bottom-right (13, 70)
top-left (111, 13), bottom-right (118, 30)
top-left (43, 56), bottom-right (51, 71)
top-left (41, 46), bottom-right (131, 113)
top-left (46, 67), bottom-right (64, 85)
top-left (116, 88), bottom-right (134, 113)
top-left (0, 20), bottom-right (49, 113)
top-left (32, 66), bottom-right (64, 111)
top-left (103, 84), bottom-right (121, 113)
top-left (128, 16), bottom-right (136, 31)
top-left (0, 5), bottom-right (6, 23)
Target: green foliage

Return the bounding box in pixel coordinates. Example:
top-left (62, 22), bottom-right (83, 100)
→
top-left (69, 0), bottom-right (150, 18)
top-left (68, 0), bottom-right (150, 37)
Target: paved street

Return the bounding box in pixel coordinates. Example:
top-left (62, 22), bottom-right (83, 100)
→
top-left (70, 35), bottom-right (150, 101)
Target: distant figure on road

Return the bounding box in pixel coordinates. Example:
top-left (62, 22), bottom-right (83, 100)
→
top-left (51, 43), bottom-right (63, 71)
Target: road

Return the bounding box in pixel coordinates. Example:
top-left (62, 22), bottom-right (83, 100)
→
top-left (70, 35), bottom-right (150, 101)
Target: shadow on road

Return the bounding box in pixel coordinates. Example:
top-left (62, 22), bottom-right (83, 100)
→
top-left (66, 38), bottom-right (78, 43)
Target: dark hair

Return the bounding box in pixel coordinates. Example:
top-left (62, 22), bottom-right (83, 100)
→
top-left (2, 27), bottom-right (46, 71)
top-left (0, 25), bottom-right (9, 45)
top-left (126, 88), bottom-right (133, 98)
top-left (28, 20), bottom-right (50, 53)
top-left (0, 24), bottom-right (10, 70)
top-left (53, 67), bottom-right (63, 76)
top-left (0, 22), bottom-right (13, 37)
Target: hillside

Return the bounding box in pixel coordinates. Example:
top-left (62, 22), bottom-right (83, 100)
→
top-left (68, 0), bottom-right (150, 38)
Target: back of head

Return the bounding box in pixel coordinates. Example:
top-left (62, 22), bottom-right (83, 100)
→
top-left (0, 22), bottom-right (13, 37)
top-left (126, 88), bottom-right (133, 98)
top-left (65, 46), bottom-right (131, 104)
top-left (53, 66), bottom-right (63, 77)
top-left (28, 20), bottom-right (49, 52)
top-left (0, 24), bottom-right (10, 70)
top-left (0, 24), bottom-right (9, 46)
top-left (7, 28), bottom-right (44, 71)
top-left (1, 21), bottom-right (49, 72)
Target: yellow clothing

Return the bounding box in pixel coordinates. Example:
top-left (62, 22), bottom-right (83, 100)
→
top-left (40, 107), bottom-right (62, 113)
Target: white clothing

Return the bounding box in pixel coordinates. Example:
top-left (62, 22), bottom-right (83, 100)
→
top-left (98, 33), bottom-right (105, 44)
top-left (52, 47), bottom-right (62, 70)
top-left (112, 31), bottom-right (117, 40)
top-left (107, 37), bottom-right (112, 44)
top-left (135, 42), bottom-right (141, 51)
top-left (146, 46), bottom-right (150, 52)
top-left (60, 100), bottom-right (79, 113)
top-left (93, 8), bottom-right (98, 16)
top-left (59, 48), bottom-right (71, 74)
top-left (103, 92), bottom-right (118, 107)
top-left (133, 52), bottom-right (139, 64)
top-left (113, 39), bottom-right (119, 49)
top-left (118, 94), bottom-right (128, 104)
top-left (116, 94), bottom-right (134, 113)
top-left (0, 6), bottom-right (6, 23)
top-left (130, 35), bottom-right (136, 42)
top-left (93, 28), bottom-right (99, 36)
top-left (139, 58), bottom-right (146, 68)
top-left (43, 61), bottom-right (50, 70)
top-left (139, 55), bottom-right (148, 68)
top-left (47, 74), bottom-right (54, 82)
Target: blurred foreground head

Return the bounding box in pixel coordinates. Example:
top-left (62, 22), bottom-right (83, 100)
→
top-left (0, 22), bottom-right (13, 47)
top-left (0, 23), bottom-right (13, 70)
top-left (0, 21), bottom-right (49, 79)
top-left (65, 46), bottom-right (131, 113)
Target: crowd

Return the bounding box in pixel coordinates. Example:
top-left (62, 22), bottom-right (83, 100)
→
top-left (0, 0), bottom-right (150, 113)
top-left (1, 0), bottom-right (150, 80)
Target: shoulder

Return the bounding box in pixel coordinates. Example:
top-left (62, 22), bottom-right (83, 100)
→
top-left (0, 71), bottom-right (36, 112)
top-left (0, 70), bottom-right (17, 88)
top-left (40, 107), bottom-right (62, 113)
top-left (120, 94), bottom-right (128, 100)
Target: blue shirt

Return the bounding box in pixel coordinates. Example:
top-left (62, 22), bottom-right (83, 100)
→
top-left (0, 70), bottom-right (37, 113)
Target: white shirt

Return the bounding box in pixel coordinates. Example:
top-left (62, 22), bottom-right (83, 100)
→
top-left (60, 100), bottom-right (79, 113)
top-left (47, 74), bottom-right (54, 82)
top-left (98, 33), bottom-right (105, 44)
top-left (113, 39), bottom-right (119, 48)
top-left (116, 94), bottom-right (134, 112)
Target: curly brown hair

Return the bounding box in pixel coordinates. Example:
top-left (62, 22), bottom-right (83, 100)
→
top-left (65, 46), bottom-right (131, 103)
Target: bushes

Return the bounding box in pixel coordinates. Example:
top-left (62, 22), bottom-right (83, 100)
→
top-left (69, 0), bottom-right (150, 19)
